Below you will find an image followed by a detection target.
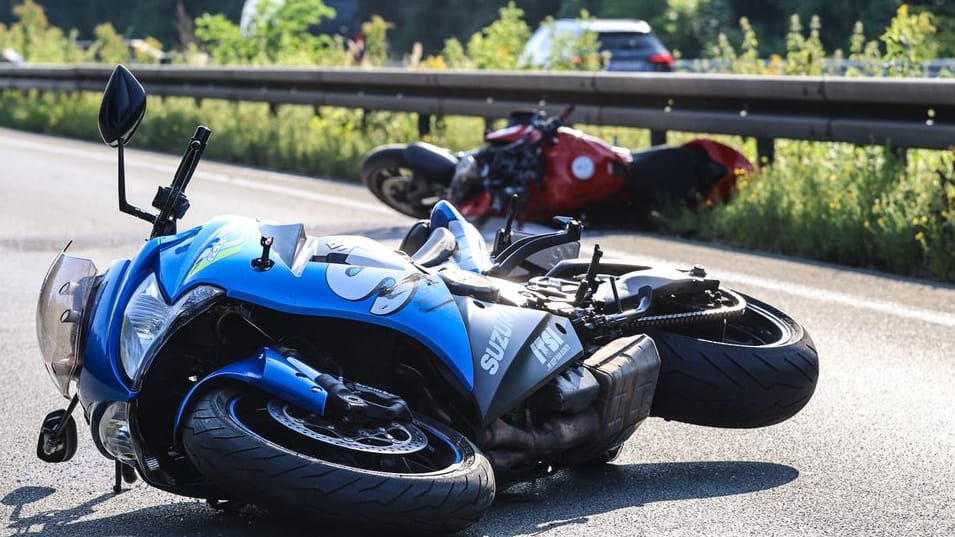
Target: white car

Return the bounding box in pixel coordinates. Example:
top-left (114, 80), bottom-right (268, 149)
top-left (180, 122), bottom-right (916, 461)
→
top-left (521, 18), bottom-right (673, 72)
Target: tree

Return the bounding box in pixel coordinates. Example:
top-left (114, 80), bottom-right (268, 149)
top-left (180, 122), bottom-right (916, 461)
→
top-left (195, 0), bottom-right (340, 65)
top-left (0, 0), bottom-right (243, 49)
top-left (721, 0), bottom-right (897, 56)
top-left (881, 3), bottom-right (937, 76)
top-left (466, 2), bottom-right (531, 69)
top-left (907, 0), bottom-right (955, 57)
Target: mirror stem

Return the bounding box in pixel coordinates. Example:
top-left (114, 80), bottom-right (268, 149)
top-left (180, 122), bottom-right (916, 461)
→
top-left (117, 143), bottom-right (155, 224)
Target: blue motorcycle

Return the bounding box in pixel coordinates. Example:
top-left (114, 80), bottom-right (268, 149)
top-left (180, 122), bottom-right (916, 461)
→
top-left (34, 66), bottom-right (818, 533)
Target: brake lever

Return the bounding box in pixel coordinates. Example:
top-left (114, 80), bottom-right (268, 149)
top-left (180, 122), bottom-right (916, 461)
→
top-left (150, 126), bottom-right (210, 238)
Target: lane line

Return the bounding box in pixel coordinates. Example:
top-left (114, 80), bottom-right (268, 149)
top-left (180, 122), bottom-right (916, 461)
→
top-left (0, 136), bottom-right (396, 216)
top-left (4, 135), bottom-right (954, 327)
top-left (617, 252), bottom-right (955, 328)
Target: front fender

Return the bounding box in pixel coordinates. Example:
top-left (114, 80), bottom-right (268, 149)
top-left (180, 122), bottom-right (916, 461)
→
top-left (171, 347), bottom-right (328, 446)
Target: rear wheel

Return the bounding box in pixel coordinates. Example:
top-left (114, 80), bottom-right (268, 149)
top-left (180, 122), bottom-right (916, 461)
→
top-left (361, 146), bottom-right (444, 219)
top-left (181, 385), bottom-right (495, 533)
top-left (646, 294), bottom-right (818, 428)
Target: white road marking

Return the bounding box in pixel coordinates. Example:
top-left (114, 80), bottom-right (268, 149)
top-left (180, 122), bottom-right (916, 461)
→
top-left (617, 252), bottom-right (955, 328)
top-left (0, 135), bottom-right (396, 216)
top-left (4, 134), bottom-right (954, 327)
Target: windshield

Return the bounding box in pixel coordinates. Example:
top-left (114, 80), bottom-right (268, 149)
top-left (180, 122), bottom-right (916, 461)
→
top-left (36, 252), bottom-right (98, 397)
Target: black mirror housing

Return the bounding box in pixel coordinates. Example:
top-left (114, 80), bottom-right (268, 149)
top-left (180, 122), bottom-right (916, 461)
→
top-left (98, 65), bottom-right (146, 147)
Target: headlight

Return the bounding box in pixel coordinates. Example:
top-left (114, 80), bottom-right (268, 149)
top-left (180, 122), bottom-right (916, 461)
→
top-left (98, 402), bottom-right (136, 462)
top-left (119, 274), bottom-right (223, 382)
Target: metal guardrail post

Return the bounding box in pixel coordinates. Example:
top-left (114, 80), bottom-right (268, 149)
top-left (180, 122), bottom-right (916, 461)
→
top-left (757, 138), bottom-right (775, 166)
top-left (650, 130), bottom-right (667, 146)
top-left (417, 113), bottom-right (431, 138)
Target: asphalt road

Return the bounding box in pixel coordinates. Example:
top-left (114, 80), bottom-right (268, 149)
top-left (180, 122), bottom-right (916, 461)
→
top-left (1, 128), bottom-right (953, 536)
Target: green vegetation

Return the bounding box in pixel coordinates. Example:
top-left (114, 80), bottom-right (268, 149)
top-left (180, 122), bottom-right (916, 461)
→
top-left (3, 1), bottom-right (952, 59)
top-left (667, 142), bottom-right (955, 281)
top-left (194, 0), bottom-right (342, 65)
top-left (1, 0), bottom-right (954, 282)
top-left (667, 5), bottom-right (955, 280)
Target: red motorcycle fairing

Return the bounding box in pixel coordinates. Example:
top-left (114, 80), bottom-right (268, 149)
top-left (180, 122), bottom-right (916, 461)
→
top-left (524, 127), bottom-right (630, 221)
top-left (485, 123), bottom-right (540, 144)
top-left (682, 139), bottom-right (754, 202)
top-left (459, 191), bottom-right (493, 218)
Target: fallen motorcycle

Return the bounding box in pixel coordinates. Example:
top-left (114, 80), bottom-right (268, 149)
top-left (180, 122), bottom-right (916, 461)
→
top-left (362, 106), bottom-right (753, 223)
top-left (35, 66), bottom-right (816, 534)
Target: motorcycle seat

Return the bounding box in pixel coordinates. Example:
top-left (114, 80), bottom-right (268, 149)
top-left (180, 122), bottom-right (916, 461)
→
top-left (409, 226), bottom-right (457, 267)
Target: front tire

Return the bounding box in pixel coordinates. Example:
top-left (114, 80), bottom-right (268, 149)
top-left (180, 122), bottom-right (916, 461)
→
top-left (181, 385), bottom-right (495, 533)
top-left (361, 145), bottom-right (443, 219)
top-left (647, 294), bottom-right (819, 428)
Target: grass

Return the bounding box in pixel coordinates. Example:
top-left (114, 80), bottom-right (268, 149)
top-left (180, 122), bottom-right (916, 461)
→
top-left (3, 90), bottom-right (954, 282)
top-left (667, 141), bottom-right (955, 281)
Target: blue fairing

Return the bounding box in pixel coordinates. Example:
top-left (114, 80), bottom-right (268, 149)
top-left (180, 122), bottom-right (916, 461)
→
top-left (430, 201), bottom-right (492, 273)
top-left (151, 215), bottom-right (475, 391)
top-left (78, 258), bottom-right (134, 409)
top-left (78, 236), bottom-right (176, 408)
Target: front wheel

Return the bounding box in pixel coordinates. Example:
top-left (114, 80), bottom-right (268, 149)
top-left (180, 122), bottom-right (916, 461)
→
top-left (361, 145), bottom-right (445, 219)
top-left (181, 385), bottom-right (495, 533)
top-left (646, 294), bottom-right (818, 428)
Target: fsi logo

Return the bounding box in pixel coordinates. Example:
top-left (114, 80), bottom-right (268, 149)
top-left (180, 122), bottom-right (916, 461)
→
top-left (530, 325), bottom-right (565, 367)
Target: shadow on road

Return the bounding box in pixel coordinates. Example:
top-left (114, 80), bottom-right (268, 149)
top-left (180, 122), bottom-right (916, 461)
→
top-left (474, 460), bottom-right (798, 535)
top-left (2, 460), bottom-right (796, 536)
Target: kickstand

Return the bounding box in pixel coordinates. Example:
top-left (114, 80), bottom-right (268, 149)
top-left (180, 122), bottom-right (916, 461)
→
top-left (113, 461), bottom-right (123, 493)
top-left (113, 461), bottom-right (138, 493)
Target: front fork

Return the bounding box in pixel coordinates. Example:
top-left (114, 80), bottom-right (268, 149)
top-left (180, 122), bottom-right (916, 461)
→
top-left (171, 346), bottom-right (412, 449)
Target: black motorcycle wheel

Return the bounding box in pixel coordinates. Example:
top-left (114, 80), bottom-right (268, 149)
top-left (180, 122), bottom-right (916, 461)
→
top-left (181, 385), bottom-right (495, 534)
top-left (361, 145), bottom-right (443, 219)
top-left (646, 294), bottom-right (818, 428)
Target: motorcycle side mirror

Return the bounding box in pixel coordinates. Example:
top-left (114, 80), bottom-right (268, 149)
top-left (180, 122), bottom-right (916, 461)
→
top-left (99, 65), bottom-right (155, 226)
top-left (98, 65), bottom-right (146, 147)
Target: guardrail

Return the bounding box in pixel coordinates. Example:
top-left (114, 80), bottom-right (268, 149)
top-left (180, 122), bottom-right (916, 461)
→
top-left (1, 64), bottom-right (952, 159)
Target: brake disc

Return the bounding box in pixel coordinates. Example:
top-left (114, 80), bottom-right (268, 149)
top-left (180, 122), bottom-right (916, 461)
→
top-left (266, 400), bottom-right (429, 455)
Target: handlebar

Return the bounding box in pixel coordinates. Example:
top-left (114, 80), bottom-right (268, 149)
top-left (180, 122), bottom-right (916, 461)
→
top-left (540, 104), bottom-right (574, 141)
top-left (150, 125), bottom-right (211, 238)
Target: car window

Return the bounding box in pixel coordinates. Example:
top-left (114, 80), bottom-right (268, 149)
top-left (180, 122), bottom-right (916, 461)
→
top-left (597, 32), bottom-right (667, 54)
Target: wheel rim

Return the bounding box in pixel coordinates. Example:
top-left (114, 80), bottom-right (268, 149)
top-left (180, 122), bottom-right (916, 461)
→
top-left (228, 394), bottom-right (463, 474)
top-left (377, 172), bottom-right (440, 216)
top-left (721, 302), bottom-right (793, 347)
top-left (653, 295), bottom-right (794, 348)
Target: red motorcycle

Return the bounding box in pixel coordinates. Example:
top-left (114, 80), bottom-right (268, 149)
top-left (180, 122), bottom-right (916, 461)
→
top-left (361, 107), bottom-right (753, 223)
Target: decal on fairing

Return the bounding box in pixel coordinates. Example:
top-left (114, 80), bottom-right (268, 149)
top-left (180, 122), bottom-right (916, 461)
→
top-left (479, 308), bottom-right (516, 375)
top-left (326, 266), bottom-right (392, 301)
top-left (458, 297), bottom-right (585, 424)
top-left (323, 240), bottom-right (349, 253)
top-left (530, 325), bottom-right (572, 371)
top-left (187, 227), bottom-right (247, 278)
top-left (370, 274), bottom-right (423, 316)
top-left (571, 155), bottom-right (595, 180)
top-left (325, 265), bottom-right (424, 316)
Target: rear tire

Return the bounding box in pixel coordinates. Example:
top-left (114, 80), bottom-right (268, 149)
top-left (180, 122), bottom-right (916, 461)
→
top-left (181, 385), bottom-right (495, 534)
top-left (361, 145), bottom-right (441, 219)
top-left (647, 294), bottom-right (819, 428)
